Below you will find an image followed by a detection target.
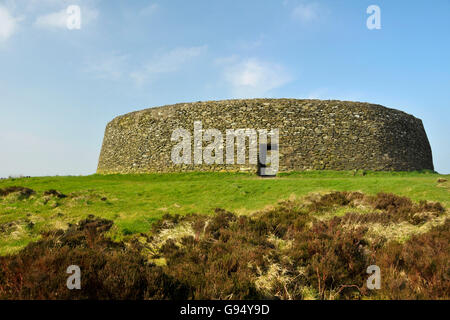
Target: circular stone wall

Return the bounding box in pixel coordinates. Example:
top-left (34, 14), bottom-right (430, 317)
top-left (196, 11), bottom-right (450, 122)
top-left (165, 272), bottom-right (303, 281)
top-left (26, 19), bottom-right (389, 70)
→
top-left (97, 99), bottom-right (434, 173)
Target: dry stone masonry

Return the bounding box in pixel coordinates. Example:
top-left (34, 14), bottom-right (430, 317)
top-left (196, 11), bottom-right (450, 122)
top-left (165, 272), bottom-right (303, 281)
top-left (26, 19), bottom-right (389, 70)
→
top-left (97, 99), bottom-right (434, 174)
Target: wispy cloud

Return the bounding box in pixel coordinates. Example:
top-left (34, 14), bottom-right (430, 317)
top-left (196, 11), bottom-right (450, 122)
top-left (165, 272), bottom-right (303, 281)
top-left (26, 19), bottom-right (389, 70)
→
top-left (83, 46), bottom-right (207, 84)
top-left (220, 57), bottom-right (292, 98)
top-left (84, 53), bottom-right (129, 81)
top-left (291, 1), bottom-right (321, 23)
top-left (130, 45), bottom-right (208, 85)
top-left (26, 0), bottom-right (71, 10)
top-left (140, 3), bottom-right (159, 16)
top-left (34, 5), bottom-right (98, 29)
top-left (34, 8), bottom-right (68, 29)
top-left (143, 46), bottom-right (207, 73)
top-left (0, 5), bottom-right (19, 42)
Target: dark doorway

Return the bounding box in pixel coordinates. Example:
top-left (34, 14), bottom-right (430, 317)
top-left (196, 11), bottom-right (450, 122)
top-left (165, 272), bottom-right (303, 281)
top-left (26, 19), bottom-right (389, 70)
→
top-left (257, 143), bottom-right (276, 177)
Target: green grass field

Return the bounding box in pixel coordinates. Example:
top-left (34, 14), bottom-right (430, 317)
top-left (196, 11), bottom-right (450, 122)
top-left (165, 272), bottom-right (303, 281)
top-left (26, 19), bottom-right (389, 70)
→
top-left (0, 170), bottom-right (449, 256)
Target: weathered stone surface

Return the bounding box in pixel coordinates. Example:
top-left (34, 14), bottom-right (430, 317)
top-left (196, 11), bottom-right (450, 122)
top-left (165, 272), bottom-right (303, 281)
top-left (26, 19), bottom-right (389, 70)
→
top-left (97, 99), bottom-right (434, 174)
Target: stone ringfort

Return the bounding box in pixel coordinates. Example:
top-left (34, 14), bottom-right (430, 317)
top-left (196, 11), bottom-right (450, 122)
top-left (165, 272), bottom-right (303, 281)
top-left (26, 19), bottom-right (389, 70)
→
top-left (97, 99), bottom-right (434, 174)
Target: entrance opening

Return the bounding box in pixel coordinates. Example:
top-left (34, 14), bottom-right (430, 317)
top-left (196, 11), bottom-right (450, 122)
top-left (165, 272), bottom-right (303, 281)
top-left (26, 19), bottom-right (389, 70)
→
top-left (257, 143), bottom-right (276, 177)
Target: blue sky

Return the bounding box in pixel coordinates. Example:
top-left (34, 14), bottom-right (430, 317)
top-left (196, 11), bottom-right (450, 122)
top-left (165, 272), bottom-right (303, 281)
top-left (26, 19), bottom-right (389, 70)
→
top-left (0, 0), bottom-right (449, 176)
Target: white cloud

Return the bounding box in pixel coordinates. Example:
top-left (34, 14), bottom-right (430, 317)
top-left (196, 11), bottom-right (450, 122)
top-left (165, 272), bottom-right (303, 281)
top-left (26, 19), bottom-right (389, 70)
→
top-left (84, 46), bottom-right (207, 84)
top-left (34, 8), bottom-right (67, 28)
top-left (214, 54), bottom-right (239, 66)
top-left (26, 0), bottom-right (70, 9)
top-left (130, 45), bottom-right (208, 85)
top-left (0, 5), bottom-right (18, 42)
top-left (140, 3), bottom-right (159, 16)
top-left (34, 5), bottom-right (98, 29)
top-left (129, 71), bottom-right (147, 86)
top-left (292, 2), bottom-right (321, 23)
top-left (144, 46), bottom-right (207, 73)
top-left (25, 0), bottom-right (97, 12)
top-left (221, 57), bottom-right (292, 98)
top-left (84, 54), bottom-right (129, 80)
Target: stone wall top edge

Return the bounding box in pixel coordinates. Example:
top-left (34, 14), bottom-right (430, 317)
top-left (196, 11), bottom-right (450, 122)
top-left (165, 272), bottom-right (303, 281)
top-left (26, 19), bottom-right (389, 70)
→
top-left (105, 98), bottom-right (422, 127)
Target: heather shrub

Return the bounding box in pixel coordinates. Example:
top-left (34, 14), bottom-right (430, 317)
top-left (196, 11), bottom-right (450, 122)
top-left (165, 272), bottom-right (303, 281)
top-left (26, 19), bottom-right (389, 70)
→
top-left (159, 213), bottom-right (272, 299)
top-left (0, 192), bottom-right (447, 300)
top-left (255, 205), bottom-right (311, 238)
top-left (418, 200), bottom-right (445, 214)
top-left (286, 217), bottom-right (370, 299)
top-left (0, 217), bottom-right (189, 300)
top-left (370, 192), bottom-right (414, 215)
top-left (151, 213), bottom-right (183, 233)
top-left (340, 193), bottom-right (445, 225)
top-left (43, 189), bottom-right (67, 199)
top-left (204, 208), bottom-right (236, 239)
top-left (306, 191), bottom-right (364, 213)
top-left (373, 219), bottom-right (450, 299)
top-left (0, 186), bottom-right (35, 199)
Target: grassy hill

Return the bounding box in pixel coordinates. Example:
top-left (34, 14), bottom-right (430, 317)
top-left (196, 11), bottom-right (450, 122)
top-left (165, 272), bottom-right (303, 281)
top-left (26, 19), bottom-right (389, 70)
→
top-left (0, 170), bottom-right (449, 300)
top-left (0, 170), bottom-right (448, 256)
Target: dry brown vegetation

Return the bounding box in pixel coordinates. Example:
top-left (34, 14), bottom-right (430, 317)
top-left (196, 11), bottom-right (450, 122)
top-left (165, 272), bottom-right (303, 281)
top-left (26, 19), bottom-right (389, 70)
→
top-left (0, 186), bottom-right (35, 199)
top-left (0, 192), bottom-right (448, 300)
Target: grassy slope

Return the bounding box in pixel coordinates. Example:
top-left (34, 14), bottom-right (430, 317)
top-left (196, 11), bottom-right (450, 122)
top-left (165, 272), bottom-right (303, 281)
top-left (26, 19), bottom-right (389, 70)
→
top-left (0, 171), bottom-right (449, 255)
